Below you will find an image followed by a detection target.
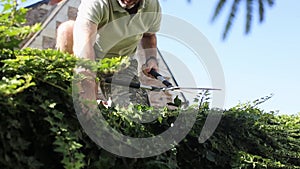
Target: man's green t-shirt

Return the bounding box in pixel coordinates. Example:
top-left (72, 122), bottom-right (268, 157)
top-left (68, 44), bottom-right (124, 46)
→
top-left (77, 0), bottom-right (161, 58)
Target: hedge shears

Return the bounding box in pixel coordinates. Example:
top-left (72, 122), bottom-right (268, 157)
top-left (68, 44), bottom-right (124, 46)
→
top-left (104, 69), bottom-right (221, 92)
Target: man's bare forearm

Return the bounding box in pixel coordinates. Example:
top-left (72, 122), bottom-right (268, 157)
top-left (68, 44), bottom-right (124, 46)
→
top-left (141, 33), bottom-right (159, 76)
top-left (73, 18), bottom-right (99, 104)
top-left (141, 33), bottom-right (158, 59)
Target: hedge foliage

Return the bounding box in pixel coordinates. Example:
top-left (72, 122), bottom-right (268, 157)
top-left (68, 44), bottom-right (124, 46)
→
top-left (0, 48), bottom-right (299, 169)
top-left (0, 0), bottom-right (299, 168)
top-left (0, 0), bottom-right (40, 49)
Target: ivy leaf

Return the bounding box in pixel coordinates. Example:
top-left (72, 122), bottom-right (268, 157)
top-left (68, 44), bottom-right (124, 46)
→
top-left (167, 95), bottom-right (182, 107)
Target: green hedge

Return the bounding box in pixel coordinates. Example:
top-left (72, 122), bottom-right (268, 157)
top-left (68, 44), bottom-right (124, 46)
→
top-left (0, 48), bottom-right (299, 169)
top-left (0, 1), bottom-right (299, 167)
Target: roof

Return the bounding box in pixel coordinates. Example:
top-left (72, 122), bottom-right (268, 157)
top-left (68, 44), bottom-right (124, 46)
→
top-left (24, 0), bottom-right (50, 9)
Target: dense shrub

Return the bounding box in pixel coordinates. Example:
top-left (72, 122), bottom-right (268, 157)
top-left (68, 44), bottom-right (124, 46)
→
top-left (0, 0), bottom-right (40, 49)
top-left (0, 0), bottom-right (299, 168)
top-left (0, 48), bottom-right (299, 169)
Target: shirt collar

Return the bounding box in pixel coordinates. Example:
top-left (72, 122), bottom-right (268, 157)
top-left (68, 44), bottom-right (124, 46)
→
top-left (139, 0), bottom-right (145, 9)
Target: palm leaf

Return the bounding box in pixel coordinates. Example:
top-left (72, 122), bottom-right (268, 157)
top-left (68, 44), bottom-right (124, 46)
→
top-left (245, 0), bottom-right (253, 34)
top-left (211, 0), bottom-right (227, 22)
top-left (258, 0), bottom-right (265, 22)
top-left (222, 0), bottom-right (241, 39)
top-left (208, 0), bottom-right (276, 39)
top-left (266, 0), bottom-right (275, 6)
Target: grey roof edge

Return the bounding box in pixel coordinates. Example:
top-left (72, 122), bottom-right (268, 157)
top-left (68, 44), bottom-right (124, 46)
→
top-left (24, 0), bottom-right (50, 9)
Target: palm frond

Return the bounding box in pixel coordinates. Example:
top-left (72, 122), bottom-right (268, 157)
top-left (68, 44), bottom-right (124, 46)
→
top-left (208, 0), bottom-right (276, 39)
top-left (266, 0), bottom-right (275, 6)
top-left (258, 0), bottom-right (265, 22)
top-left (222, 0), bottom-right (241, 40)
top-left (245, 0), bottom-right (253, 34)
top-left (211, 0), bottom-right (227, 22)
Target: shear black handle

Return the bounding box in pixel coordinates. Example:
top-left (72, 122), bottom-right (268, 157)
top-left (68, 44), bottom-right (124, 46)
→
top-left (104, 77), bottom-right (161, 91)
top-left (104, 77), bottom-right (140, 89)
top-left (149, 69), bottom-right (173, 87)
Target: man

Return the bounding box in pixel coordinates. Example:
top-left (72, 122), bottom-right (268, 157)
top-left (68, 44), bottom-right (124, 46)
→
top-left (56, 0), bottom-right (162, 106)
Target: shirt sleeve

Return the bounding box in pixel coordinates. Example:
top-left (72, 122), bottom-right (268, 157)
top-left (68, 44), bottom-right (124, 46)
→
top-left (147, 1), bottom-right (162, 33)
top-left (77, 0), bottom-right (107, 25)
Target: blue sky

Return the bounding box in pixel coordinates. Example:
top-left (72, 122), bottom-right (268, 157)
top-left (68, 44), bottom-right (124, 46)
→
top-left (158, 0), bottom-right (300, 114)
top-left (13, 0), bottom-right (300, 114)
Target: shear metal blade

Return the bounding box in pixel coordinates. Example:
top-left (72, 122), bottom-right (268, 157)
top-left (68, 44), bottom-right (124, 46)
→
top-left (162, 87), bottom-right (221, 91)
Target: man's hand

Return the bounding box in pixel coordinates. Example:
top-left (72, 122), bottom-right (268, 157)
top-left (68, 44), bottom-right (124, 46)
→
top-left (142, 56), bottom-right (159, 78)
